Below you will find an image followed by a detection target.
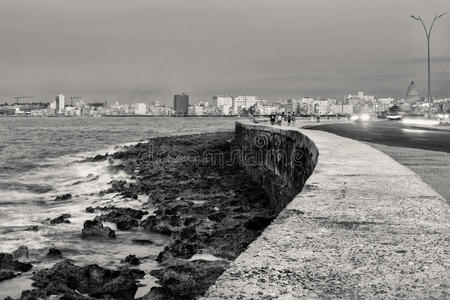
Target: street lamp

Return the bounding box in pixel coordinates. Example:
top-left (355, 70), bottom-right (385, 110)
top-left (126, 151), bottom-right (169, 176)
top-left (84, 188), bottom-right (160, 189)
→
top-left (410, 12), bottom-right (447, 107)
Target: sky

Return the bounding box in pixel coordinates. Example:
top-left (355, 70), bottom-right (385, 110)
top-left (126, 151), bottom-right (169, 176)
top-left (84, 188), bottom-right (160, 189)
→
top-left (0, 0), bottom-right (449, 104)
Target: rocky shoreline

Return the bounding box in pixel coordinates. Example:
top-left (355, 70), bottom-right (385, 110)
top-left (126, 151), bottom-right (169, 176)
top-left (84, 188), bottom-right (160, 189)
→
top-left (1, 132), bottom-right (279, 299)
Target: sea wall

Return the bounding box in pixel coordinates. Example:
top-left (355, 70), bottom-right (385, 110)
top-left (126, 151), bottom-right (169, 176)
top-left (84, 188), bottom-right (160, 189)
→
top-left (234, 121), bottom-right (319, 212)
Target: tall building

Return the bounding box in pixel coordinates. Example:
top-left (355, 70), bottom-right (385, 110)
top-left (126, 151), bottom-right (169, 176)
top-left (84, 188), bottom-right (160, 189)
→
top-left (174, 93), bottom-right (189, 115)
top-left (56, 94), bottom-right (65, 115)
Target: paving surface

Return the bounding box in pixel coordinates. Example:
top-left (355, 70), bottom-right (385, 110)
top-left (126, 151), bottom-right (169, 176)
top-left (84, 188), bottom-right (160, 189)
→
top-left (203, 127), bottom-right (450, 299)
top-left (368, 143), bottom-right (450, 204)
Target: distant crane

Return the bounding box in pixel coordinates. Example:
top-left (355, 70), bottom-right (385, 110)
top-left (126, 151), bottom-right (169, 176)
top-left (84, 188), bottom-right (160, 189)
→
top-left (14, 96), bottom-right (34, 104)
top-left (69, 96), bottom-right (83, 106)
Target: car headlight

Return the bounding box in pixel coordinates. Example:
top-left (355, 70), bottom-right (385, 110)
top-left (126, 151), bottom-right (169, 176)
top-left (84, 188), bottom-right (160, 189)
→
top-left (360, 114), bottom-right (370, 121)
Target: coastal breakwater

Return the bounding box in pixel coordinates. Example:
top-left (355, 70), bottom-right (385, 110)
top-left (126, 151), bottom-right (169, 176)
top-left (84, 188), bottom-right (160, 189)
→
top-left (235, 121), bottom-right (319, 212)
top-left (1, 122), bottom-right (319, 300)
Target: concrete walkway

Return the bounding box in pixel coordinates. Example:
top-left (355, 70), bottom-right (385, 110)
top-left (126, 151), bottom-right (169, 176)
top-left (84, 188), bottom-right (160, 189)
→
top-left (203, 128), bottom-right (449, 299)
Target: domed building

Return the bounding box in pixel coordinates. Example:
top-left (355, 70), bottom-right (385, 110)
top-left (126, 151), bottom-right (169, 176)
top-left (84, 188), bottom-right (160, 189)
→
top-left (406, 81), bottom-right (420, 104)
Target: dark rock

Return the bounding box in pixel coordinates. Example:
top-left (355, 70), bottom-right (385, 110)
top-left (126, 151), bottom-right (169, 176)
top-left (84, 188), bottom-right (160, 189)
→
top-left (207, 211), bottom-right (227, 222)
top-left (106, 180), bottom-right (139, 199)
top-left (149, 259), bottom-right (229, 299)
top-left (12, 246), bottom-right (29, 260)
top-left (54, 193), bottom-right (72, 201)
top-left (46, 248), bottom-right (63, 258)
top-left (0, 253), bottom-right (32, 272)
top-left (141, 215), bottom-right (184, 235)
top-left (90, 154), bottom-right (108, 162)
top-left (0, 269), bottom-right (16, 281)
top-left (23, 225), bottom-right (39, 231)
top-left (50, 213), bottom-right (71, 224)
top-left (26, 260), bottom-right (144, 299)
top-left (96, 207), bottom-right (146, 231)
top-left (81, 220), bottom-right (116, 239)
top-left (85, 206), bottom-right (95, 213)
top-left (121, 255), bottom-right (140, 266)
top-left (131, 239), bottom-right (154, 245)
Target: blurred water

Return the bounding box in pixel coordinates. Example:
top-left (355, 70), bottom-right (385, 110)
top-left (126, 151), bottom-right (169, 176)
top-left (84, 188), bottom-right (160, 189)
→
top-left (0, 116), bottom-right (237, 298)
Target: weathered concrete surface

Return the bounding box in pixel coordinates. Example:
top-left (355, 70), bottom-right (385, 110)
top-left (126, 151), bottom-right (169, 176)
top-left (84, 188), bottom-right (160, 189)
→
top-left (203, 126), bottom-right (450, 299)
top-left (368, 143), bottom-right (450, 203)
top-left (235, 121), bottom-right (318, 212)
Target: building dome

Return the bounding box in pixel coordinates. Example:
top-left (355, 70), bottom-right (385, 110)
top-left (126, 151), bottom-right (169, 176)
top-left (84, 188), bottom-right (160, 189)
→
top-left (406, 81), bottom-right (420, 103)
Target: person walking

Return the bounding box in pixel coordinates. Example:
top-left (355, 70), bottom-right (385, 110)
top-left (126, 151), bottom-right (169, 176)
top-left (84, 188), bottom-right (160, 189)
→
top-left (287, 114), bottom-right (292, 126)
top-left (270, 113), bottom-right (276, 125)
top-left (276, 113), bottom-right (283, 125)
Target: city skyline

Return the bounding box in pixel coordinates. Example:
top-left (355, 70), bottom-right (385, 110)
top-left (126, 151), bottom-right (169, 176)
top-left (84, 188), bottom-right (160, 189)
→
top-left (0, 0), bottom-right (449, 104)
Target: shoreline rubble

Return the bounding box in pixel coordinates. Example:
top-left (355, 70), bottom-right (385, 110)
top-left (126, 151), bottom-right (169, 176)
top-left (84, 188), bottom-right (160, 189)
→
top-left (7, 131), bottom-right (283, 299)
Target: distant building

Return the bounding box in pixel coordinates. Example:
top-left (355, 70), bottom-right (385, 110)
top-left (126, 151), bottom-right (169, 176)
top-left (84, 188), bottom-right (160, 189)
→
top-left (56, 94), bottom-right (65, 115)
top-left (406, 81), bottom-right (420, 104)
top-left (212, 95), bottom-right (233, 115)
top-left (174, 93), bottom-right (189, 115)
top-left (376, 97), bottom-right (395, 112)
top-left (134, 102), bottom-right (147, 115)
top-left (232, 95), bottom-right (257, 115)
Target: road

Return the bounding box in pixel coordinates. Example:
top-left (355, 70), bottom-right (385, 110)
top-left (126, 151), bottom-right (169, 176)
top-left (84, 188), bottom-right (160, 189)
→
top-left (305, 121), bottom-right (450, 153)
top-left (306, 121), bottom-right (450, 202)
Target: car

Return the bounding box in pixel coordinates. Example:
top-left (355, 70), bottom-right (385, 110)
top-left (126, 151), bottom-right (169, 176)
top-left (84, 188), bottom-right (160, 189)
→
top-left (386, 113), bottom-right (402, 121)
top-left (351, 113), bottom-right (371, 122)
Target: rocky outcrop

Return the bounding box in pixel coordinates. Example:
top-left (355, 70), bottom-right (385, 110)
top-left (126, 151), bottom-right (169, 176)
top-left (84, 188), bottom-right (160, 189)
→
top-left (0, 269), bottom-right (16, 282)
top-left (148, 259), bottom-right (229, 300)
top-left (49, 213), bottom-right (71, 224)
top-left (95, 207), bottom-right (147, 230)
top-left (19, 260), bottom-right (144, 299)
top-left (45, 248), bottom-right (63, 259)
top-left (0, 251), bottom-right (33, 282)
top-left (121, 254), bottom-right (140, 266)
top-left (12, 246), bottom-right (29, 261)
top-left (54, 193), bottom-right (72, 201)
top-left (81, 220), bottom-right (116, 239)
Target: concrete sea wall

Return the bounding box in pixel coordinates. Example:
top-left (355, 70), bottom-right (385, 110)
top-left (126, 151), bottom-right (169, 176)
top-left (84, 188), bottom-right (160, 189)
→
top-left (234, 121), bottom-right (319, 212)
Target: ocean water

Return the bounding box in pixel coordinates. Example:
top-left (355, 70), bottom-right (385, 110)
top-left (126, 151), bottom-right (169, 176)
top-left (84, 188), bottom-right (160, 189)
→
top-left (0, 116), bottom-right (238, 298)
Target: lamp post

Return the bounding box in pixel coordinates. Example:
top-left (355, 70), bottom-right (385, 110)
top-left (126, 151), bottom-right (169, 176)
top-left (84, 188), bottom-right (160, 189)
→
top-left (410, 12), bottom-right (447, 107)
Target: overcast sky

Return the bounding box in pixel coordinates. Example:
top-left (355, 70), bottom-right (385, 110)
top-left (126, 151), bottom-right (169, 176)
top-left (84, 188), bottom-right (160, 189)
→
top-left (0, 0), bottom-right (449, 104)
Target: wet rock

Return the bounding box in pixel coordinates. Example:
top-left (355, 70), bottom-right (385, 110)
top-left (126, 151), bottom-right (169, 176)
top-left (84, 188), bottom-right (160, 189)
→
top-left (149, 259), bottom-right (229, 299)
top-left (121, 255), bottom-right (140, 266)
top-left (12, 246), bottom-right (29, 261)
top-left (106, 180), bottom-right (139, 199)
top-left (54, 193), bottom-right (72, 201)
top-left (46, 248), bottom-right (63, 258)
top-left (141, 215), bottom-right (184, 235)
top-left (81, 220), bottom-right (116, 239)
top-left (23, 225), bottom-right (39, 231)
top-left (25, 260), bottom-right (144, 299)
top-left (208, 211), bottom-right (226, 222)
top-left (0, 269), bottom-right (16, 281)
top-left (89, 154), bottom-right (108, 162)
top-left (50, 213), bottom-right (71, 224)
top-left (0, 253), bottom-right (32, 272)
top-left (96, 207), bottom-right (147, 231)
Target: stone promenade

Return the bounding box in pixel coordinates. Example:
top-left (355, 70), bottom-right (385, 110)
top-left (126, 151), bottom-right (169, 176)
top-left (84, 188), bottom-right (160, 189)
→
top-left (203, 126), bottom-right (449, 299)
